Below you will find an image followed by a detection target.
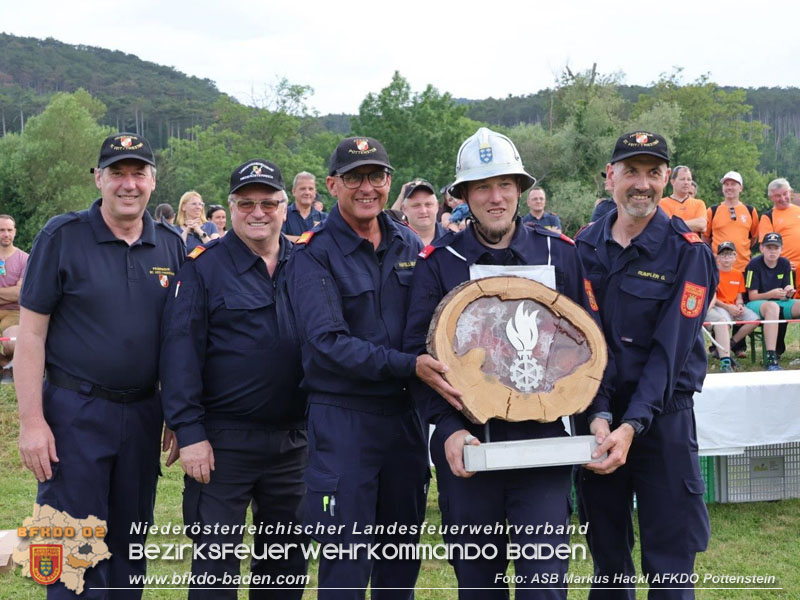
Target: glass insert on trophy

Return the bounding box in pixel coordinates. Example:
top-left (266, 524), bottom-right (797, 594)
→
top-left (427, 275), bottom-right (608, 471)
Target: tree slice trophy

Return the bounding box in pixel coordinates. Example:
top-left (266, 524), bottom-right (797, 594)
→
top-left (427, 275), bottom-right (608, 471)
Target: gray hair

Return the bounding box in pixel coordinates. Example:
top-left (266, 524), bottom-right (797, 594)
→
top-left (292, 171), bottom-right (316, 189)
top-left (670, 165), bottom-right (691, 181)
top-left (768, 177), bottom-right (791, 195)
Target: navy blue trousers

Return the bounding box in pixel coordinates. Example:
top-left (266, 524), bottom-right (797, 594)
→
top-left (304, 403), bottom-right (429, 600)
top-left (183, 427), bottom-right (308, 599)
top-left (37, 382), bottom-right (162, 599)
top-left (576, 408), bottom-right (710, 600)
top-left (431, 429), bottom-right (572, 600)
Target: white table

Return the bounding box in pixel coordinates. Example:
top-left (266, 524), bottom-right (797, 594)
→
top-left (694, 370), bottom-right (800, 455)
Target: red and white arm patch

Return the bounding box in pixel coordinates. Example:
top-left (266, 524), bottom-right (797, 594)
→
top-left (680, 281), bottom-right (707, 318)
top-left (583, 278), bottom-right (599, 312)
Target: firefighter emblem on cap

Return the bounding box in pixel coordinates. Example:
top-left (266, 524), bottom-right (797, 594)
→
top-left (355, 139), bottom-right (370, 152)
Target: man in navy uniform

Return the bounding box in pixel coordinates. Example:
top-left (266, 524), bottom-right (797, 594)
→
top-left (160, 159), bottom-right (307, 598)
top-left (283, 171), bottom-right (325, 242)
top-left (16, 133), bottom-right (184, 598)
top-left (575, 132), bottom-right (717, 599)
top-left (521, 186), bottom-right (561, 231)
top-left (403, 127), bottom-right (599, 599)
top-left (285, 136), bottom-right (457, 599)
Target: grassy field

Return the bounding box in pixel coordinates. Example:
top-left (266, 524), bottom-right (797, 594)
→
top-left (2, 328), bottom-right (799, 598)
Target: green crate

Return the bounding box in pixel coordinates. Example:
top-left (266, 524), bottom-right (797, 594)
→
top-left (700, 456), bottom-right (716, 503)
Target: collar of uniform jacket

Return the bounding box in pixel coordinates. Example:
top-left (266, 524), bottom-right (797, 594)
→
top-left (326, 205), bottom-right (403, 256)
top-left (88, 198), bottom-right (157, 246)
top-left (223, 228), bottom-right (291, 275)
top-left (452, 218), bottom-right (529, 264)
top-left (582, 206), bottom-right (670, 260)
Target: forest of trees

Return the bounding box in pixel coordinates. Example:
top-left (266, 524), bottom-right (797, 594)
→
top-left (1, 33), bottom-right (799, 247)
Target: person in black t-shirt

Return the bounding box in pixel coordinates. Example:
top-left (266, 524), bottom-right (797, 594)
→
top-left (744, 232), bottom-right (800, 370)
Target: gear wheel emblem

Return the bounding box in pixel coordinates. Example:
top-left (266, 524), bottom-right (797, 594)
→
top-left (509, 357), bottom-right (544, 392)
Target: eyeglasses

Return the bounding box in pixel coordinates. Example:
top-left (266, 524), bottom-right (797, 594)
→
top-left (728, 207), bottom-right (737, 221)
top-left (338, 170), bottom-right (389, 189)
top-left (235, 199), bottom-right (286, 213)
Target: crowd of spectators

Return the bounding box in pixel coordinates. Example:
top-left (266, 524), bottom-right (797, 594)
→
top-left (3, 164), bottom-right (800, 383)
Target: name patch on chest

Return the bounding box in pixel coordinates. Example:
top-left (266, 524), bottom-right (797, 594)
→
top-left (627, 266), bottom-right (674, 283)
top-left (395, 261), bottom-right (416, 270)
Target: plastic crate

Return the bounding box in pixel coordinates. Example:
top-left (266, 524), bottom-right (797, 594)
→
top-left (700, 456), bottom-right (717, 503)
top-left (718, 443), bottom-right (800, 503)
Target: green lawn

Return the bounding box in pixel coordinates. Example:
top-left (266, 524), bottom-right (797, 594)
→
top-left (2, 327), bottom-right (799, 599)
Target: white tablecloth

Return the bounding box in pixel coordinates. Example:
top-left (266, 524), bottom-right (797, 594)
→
top-left (694, 370), bottom-right (800, 454)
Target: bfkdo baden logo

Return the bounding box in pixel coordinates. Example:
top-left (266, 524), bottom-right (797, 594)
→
top-left (14, 504), bottom-right (111, 594)
top-left (30, 544), bottom-right (63, 585)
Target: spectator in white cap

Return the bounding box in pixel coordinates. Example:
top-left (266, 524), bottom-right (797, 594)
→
top-left (704, 170), bottom-right (759, 273)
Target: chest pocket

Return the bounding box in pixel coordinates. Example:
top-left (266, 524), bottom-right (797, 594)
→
top-left (216, 292), bottom-right (275, 349)
top-left (618, 274), bottom-right (673, 348)
top-left (395, 268), bottom-right (413, 286)
top-left (337, 273), bottom-right (376, 334)
top-left (223, 292), bottom-right (273, 310)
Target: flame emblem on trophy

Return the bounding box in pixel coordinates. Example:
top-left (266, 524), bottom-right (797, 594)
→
top-left (505, 302), bottom-right (544, 392)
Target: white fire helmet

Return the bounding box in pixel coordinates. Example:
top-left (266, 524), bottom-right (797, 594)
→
top-left (449, 127), bottom-right (536, 199)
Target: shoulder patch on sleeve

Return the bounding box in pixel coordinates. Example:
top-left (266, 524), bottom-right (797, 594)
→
top-left (680, 281), bottom-right (707, 318)
top-left (296, 230), bottom-right (315, 245)
top-left (559, 233), bottom-right (575, 246)
top-left (418, 245), bottom-right (436, 259)
top-left (187, 245), bottom-right (206, 259)
top-left (681, 232), bottom-right (703, 244)
top-left (583, 279), bottom-right (599, 311)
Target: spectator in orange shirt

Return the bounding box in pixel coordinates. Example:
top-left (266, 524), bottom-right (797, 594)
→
top-left (704, 171), bottom-right (759, 273)
top-left (705, 242), bottom-right (759, 372)
top-left (659, 166), bottom-right (706, 233)
top-left (758, 178), bottom-right (800, 270)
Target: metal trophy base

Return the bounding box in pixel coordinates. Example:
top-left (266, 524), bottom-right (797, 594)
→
top-left (463, 435), bottom-right (606, 472)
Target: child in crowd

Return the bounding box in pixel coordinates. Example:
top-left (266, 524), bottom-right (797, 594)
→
top-left (442, 195), bottom-right (470, 231)
top-left (705, 242), bottom-right (759, 372)
top-left (744, 233), bottom-right (800, 370)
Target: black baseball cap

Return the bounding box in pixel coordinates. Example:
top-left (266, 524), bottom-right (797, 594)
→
top-left (717, 241), bottom-right (737, 254)
top-left (610, 131), bottom-right (670, 164)
top-left (762, 232), bottom-right (783, 246)
top-left (229, 159), bottom-right (284, 194)
top-left (403, 178), bottom-right (436, 199)
top-left (94, 133), bottom-right (155, 171)
top-left (329, 137), bottom-right (393, 176)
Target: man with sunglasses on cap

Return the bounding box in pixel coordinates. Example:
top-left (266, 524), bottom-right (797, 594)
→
top-left (575, 132), bottom-right (717, 598)
top-left (285, 137), bottom-right (457, 598)
top-left (403, 127), bottom-right (600, 598)
top-left (160, 159), bottom-right (308, 598)
top-left (16, 133), bottom-right (184, 598)
top-left (704, 171), bottom-right (759, 274)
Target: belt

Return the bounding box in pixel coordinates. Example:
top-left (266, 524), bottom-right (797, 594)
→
top-left (45, 367), bottom-right (155, 404)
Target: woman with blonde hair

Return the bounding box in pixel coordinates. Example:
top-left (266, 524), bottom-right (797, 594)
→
top-left (176, 191), bottom-right (219, 251)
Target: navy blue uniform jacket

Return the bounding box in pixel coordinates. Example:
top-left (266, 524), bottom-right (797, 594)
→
top-left (575, 208), bottom-right (718, 434)
top-left (160, 232), bottom-right (305, 448)
top-left (286, 205), bottom-right (422, 414)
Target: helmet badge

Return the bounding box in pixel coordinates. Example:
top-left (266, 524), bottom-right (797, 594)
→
top-left (478, 129), bottom-right (493, 164)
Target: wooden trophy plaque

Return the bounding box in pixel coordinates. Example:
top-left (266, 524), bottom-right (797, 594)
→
top-left (427, 275), bottom-right (608, 471)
